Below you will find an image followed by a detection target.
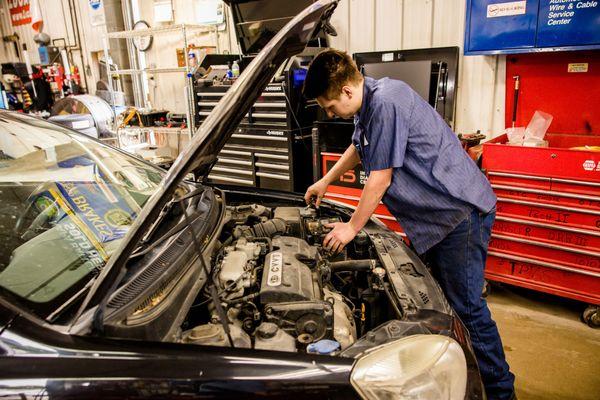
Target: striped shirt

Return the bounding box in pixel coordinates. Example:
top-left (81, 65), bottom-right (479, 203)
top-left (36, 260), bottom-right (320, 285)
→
top-left (353, 77), bottom-right (496, 254)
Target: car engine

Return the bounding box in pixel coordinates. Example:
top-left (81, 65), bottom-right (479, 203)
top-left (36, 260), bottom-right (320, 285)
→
top-left (180, 204), bottom-right (389, 354)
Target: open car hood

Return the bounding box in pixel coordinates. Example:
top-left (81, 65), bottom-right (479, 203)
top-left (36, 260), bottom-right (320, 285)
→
top-left (74, 0), bottom-right (338, 324)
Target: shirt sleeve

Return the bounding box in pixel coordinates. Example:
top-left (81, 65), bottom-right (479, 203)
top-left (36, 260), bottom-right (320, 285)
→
top-left (366, 101), bottom-right (409, 171)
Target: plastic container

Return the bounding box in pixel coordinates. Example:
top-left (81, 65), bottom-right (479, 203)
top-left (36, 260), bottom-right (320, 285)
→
top-left (232, 60), bottom-right (240, 77)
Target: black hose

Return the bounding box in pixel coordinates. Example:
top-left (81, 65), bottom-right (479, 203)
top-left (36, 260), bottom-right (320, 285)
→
top-left (329, 259), bottom-right (376, 272)
top-left (252, 218), bottom-right (287, 238)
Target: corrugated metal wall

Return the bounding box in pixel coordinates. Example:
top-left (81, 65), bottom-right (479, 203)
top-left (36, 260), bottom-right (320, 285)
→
top-left (329, 0), bottom-right (506, 137)
top-left (0, 0), bottom-right (77, 64)
top-left (134, 0), bottom-right (239, 113)
top-left (0, 0), bottom-right (108, 93)
top-left (0, 0), bottom-right (505, 136)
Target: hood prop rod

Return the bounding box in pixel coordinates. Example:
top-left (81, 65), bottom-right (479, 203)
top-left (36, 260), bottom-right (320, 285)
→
top-left (179, 199), bottom-right (235, 348)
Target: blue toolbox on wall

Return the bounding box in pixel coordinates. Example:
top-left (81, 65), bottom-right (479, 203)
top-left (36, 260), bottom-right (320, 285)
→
top-left (465, 0), bottom-right (600, 55)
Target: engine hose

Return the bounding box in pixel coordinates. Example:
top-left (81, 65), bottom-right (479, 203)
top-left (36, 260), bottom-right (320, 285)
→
top-left (224, 292), bottom-right (259, 305)
top-left (251, 218), bottom-right (287, 238)
top-left (328, 259), bottom-right (377, 272)
top-left (233, 218), bottom-right (287, 239)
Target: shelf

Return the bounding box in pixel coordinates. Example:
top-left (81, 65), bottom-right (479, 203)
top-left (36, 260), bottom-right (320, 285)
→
top-left (109, 67), bottom-right (188, 75)
top-left (106, 23), bottom-right (216, 39)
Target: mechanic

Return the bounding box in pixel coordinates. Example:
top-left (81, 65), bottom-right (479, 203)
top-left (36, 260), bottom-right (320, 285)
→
top-left (303, 49), bottom-right (516, 400)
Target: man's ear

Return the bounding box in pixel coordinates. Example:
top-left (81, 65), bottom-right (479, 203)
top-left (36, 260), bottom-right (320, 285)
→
top-left (341, 85), bottom-right (353, 99)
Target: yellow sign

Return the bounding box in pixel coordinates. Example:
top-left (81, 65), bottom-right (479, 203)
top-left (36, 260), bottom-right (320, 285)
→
top-left (568, 63), bottom-right (589, 73)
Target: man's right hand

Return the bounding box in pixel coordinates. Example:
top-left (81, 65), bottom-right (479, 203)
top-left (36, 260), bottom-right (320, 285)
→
top-left (304, 179), bottom-right (329, 208)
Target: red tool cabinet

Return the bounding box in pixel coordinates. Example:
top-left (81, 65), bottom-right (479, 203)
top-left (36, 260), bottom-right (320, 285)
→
top-left (485, 50), bottom-right (600, 326)
top-left (321, 153), bottom-right (405, 237)
top-left (482, 133), bottom-right (600, 308)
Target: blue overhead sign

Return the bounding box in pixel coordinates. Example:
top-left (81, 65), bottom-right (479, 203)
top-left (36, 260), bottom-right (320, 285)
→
top-left (465, 0), bottom-right (600, 55)
top-left (537, 0), bottom-right (600, 47)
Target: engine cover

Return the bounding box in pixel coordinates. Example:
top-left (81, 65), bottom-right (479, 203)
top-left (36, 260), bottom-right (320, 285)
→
top-left (264, 301), bottom-right (334, 343)
top-left (260, 236), bottom-right (318, 304)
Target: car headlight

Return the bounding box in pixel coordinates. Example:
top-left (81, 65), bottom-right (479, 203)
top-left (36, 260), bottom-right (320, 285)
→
top-left (350, 334), bottom-right (467, 400)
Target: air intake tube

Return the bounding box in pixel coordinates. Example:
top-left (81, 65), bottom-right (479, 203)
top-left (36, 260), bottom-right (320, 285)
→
top-left (328, 259), bottom-right (377, 272)
top-left (234, 218), bottom-right (288, 239)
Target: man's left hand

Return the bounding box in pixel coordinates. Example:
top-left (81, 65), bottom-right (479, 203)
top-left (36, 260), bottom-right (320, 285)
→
top-left (323, 222), bottom-right (360, 253)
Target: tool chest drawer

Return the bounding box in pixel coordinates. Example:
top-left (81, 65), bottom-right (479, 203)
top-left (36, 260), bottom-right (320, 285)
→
top-left (482, 133), bottom-right (600, 305)
top-left (207, 127), bottom-right (311, 192)
top-left (196, 83), bottom-right (288, 127)
top-left (197, 78), bottom-right (314, 193)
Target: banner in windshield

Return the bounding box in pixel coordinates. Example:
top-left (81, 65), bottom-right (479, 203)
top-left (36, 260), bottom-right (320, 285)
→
top-left (31, 180), bottom-right (137, 260)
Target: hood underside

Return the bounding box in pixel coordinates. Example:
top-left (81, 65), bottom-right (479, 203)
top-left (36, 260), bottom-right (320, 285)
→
top-left (75, 0), bottom-right (339, 322)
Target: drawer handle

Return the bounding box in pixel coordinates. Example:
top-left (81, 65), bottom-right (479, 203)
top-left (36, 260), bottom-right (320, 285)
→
top-left (221, 149), bottom-right (252, 156)
top-left (208, 174), bottom-right (253, 185)
top-left (498, 197), bottom-right (600, 216)
top-left (231, 134), bottom-right (288, 142)
top-left (212, 166), bottom-right (253, 176)
top-left (217, 157), bottom-right (252, 166)
top-left (492, 184), bottom-right (600, 202)
top-left (255, 152), bottom-right (289, 160)
top-left (495, 215), bottom-right (600, 237)
top-left (255, 162), bottom-right (288, 171)
top-left (489, 171), bottom-right (600, 188)
top-left (491, 233), bottom-right (600, 257)
top-left (488, 251), bottom-right (600, 278)
top-left (256, 172), bottom-right (290, 181)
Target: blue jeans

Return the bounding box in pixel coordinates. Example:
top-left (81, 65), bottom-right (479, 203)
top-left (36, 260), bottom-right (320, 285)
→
top-left (424, 208), bottom-right (515, 400)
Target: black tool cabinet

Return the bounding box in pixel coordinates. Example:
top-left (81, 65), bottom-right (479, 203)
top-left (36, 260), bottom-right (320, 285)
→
top-left (195, 61), bottom-right (317, 192)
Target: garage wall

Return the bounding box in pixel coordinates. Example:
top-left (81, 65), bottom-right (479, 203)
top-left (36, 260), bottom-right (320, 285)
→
top-left (0, 0), bottom-right (108, 93)
top-left (329, 0), bottom-right (506, 137)
top-left (135, 0), bottom-right (239, 113)
top-left (0, 0), bottom-right (505, 137)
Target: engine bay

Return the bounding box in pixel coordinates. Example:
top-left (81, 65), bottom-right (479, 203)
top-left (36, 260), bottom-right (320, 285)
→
top-left (180, 203), bottom-right (402, 355)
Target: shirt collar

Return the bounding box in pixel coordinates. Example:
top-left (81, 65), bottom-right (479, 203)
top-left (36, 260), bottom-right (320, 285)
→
top-left (354, 76), bottom-right (376, 125)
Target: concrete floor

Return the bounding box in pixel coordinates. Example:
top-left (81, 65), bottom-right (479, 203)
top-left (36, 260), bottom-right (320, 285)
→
top-left (487, 284), bottom-right (600, 400)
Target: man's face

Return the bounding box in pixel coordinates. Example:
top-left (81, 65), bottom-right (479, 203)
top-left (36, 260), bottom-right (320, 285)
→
top-left (316, 85), bottom-right (361, 119)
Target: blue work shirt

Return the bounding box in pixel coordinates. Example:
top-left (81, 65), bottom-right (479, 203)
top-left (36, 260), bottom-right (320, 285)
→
top-left (353, 77), bottom-right (496, 254)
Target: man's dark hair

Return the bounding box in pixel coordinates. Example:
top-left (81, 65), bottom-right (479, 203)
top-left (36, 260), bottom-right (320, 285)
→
top-left (303, 49), bottom-right (363, 100)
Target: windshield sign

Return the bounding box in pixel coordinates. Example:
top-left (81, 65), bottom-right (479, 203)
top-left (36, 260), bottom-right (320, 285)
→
top-left (0, 114), bottom-right (165, 318)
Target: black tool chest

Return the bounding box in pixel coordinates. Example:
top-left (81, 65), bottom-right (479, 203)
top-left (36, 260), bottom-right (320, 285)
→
top-left (196, 73), bottom-right (316, 192)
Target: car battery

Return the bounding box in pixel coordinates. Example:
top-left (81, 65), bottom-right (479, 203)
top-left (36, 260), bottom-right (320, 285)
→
top-left (312, 120), bottom-right (406, 238)
top-left (482, 133), bottom-right (600, 306)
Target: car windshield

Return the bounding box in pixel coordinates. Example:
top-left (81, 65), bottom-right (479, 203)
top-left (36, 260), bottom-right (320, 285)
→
top-left (0, 112), bottom-right (168, 318)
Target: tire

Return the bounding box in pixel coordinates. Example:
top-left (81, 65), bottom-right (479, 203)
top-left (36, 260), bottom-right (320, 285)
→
top-left (582, 305), bottom-right (600, 329)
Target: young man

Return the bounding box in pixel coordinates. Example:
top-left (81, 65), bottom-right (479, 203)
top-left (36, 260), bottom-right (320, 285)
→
top-left (303, 49), bottom-right (515, 400)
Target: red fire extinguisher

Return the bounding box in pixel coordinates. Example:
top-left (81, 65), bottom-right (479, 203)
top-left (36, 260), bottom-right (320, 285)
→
top-left (71, 65), bottom-right (81, 86)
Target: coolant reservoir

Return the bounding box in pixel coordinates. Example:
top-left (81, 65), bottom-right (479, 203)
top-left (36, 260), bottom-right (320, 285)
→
top-left (182, 323), bottom-right (251, 348)
top-left (254, 322), bottom-right (296, 352)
